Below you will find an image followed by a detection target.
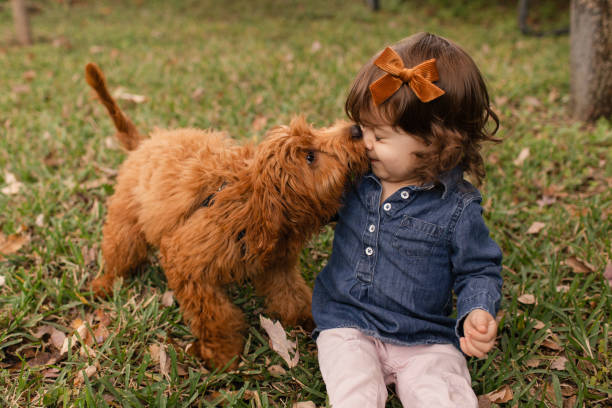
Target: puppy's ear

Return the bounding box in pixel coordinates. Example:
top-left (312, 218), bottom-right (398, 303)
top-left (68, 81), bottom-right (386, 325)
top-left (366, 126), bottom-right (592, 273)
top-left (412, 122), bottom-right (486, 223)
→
top-left (288, 116), bottom-right (311, 137)
top-left (243, 175), bottom-right (286, 265)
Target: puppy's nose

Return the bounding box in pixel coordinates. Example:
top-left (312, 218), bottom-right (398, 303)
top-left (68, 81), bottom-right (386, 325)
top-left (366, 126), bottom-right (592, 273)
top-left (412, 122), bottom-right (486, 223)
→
top-left (350, 125), bottom-right (363, 140)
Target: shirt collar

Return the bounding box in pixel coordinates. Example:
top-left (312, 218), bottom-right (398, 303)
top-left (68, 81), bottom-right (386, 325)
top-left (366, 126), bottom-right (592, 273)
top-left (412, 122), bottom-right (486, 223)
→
top-left (364, 166), bottom-right (463, 199)
top-left (437, 166), bottom-right (463, 199)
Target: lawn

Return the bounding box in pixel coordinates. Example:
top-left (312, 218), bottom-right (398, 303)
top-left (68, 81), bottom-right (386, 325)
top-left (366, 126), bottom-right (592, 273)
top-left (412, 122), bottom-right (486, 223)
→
top-left (0, 0), bottom-right (610, 406)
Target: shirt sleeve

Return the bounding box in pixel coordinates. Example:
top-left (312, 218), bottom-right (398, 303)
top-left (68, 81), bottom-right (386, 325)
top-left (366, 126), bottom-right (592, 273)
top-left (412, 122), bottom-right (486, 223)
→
top-left (450, 198), bottom-right (503, 339)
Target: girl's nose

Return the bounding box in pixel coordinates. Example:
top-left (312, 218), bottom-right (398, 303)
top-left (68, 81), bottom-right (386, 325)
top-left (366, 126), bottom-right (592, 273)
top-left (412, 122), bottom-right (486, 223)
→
top-left (363, 128), bottom-right (374, 150)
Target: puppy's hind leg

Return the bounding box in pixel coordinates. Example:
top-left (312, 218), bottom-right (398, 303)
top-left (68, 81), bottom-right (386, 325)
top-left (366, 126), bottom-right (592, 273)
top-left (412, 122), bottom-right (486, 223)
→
top-left (92, 206), bottom-right (148, 298)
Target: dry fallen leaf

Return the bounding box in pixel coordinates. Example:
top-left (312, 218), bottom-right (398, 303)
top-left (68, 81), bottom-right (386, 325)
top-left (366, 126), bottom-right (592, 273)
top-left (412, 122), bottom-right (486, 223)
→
top-left (0, 229), bottom-right (30, 261)
top-left (485, 384), bottom-right (513, 403)
top-left (61, 320), bottom-right (90, 354)
top-left (161, 291), bottom-right (174, 307)
top-left (551, 356), bottom-right (568, 370)
top-left (113, 87), bottom-right (147, 104)
top-left (604, 263), bottom-right (612, 288)
top-left (556, 285), bottom-right (570, 293)
top-left (513, 147), bottom-right (530, 166)
top-left (310, 41), bottom-right (322, 53)
top-left (259, 315), bottom-right (299, 368)
top-left (564, 256), bottom-right (594, 274)
top-left (267, 364), bottom-right (286, 377)
top-left (477, 395), bottom-right (492, 408)
top-left (527, 221), bottom-right (546, 235)
top-left (0, 275), bottom-right (5, 287)
top-left (541, 337), bottom-right (564, 351)
top-left (27, 351), bottom-right (62, 367)
top-left (293, 402), bottom-right (316, 408)
top-left (524, 358), bottom-right (541, 368)
top-left (251, 115), bottom-right (268, 132)
top-left (74, 365), bottom-right (97, 386)
top-left (149, 344), bottom-right (169, 377)
top-left (33, 325), bottom-right (67, 349)
top-left (517, 293), bottom-right (536, 305)
top-left (1, 172), bottom-right (24, 195)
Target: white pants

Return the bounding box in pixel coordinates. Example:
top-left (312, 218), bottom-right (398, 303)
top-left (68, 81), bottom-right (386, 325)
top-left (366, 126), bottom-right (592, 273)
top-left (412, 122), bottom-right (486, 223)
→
top-left (316, 328), bottom-right (478, 408)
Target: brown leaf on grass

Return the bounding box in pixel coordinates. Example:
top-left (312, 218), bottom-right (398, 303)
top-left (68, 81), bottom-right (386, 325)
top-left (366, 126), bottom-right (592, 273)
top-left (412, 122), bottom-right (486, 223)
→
top-left (161, 291), bottom-right (174, 307)
top-left (556, 284), bottom-right (570, 293)
top-left (74, 365), bottom-right (97, 386)
top-left (551, 356), bottom-right (568, 370)
top-left (517, 293), bottom-right (536, 305)
top-left (149, 344), bottom-right (169, 378)
top-left (293, 402), bottom-right (316, 408)
top-left (259, 315), bottom-right (299, 368)
top-left (113, 87), bottom-right (147, 104)
top-left (541, 338), bottom-right (563, 351)
top-left (42, 367), bottom-right (61, 379)
top-left (0, 275), bottom-right (5, 287)
top-left (524, 358), bottom-right (541, 368)
top-left (563, 256), bottom-right (595, 274)
top-left (527, 221), bottom-right (546, 235)
top-left (11, 84), bottom-right (31, 95)
top-left (0, 228), bottom-right (30, 261)
top-left (93, 309), bottom-right (112, 326)
top-left (61, 319), bottom-right (90, 354)
top-left (2, 172), bottom-right (24, 195)
top-left (513, 147), bottom-right (530, 166)
top-left (93, 325), bottom-right (110, 344)
top-left (560, 383), bottom-right (576, 397)
top-left (251, 115), bottom-right (268, 132)
top-left (536, 195), bottom-right (557, 208)
top-left (267, 364), bottom-right (286, 377)
top-left (602, 263), bottom-right (612, 287)
top-left (191, 87), bottom-right (205, 101)
top-left (310, 40), bottom-right (322, 53)
top-left (33, 325), bottom-right (66, 349)
top-left (28, 351), bottom-right (63, 367)
top-left (484, 384), bottom-right (513, 403)
top-left (477, 395), bottom-right (492, 408)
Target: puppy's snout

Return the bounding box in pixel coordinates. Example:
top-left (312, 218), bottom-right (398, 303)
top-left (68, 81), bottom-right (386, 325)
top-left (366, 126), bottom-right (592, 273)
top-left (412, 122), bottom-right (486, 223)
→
top-left (350, 125), bottom-right (363, 140)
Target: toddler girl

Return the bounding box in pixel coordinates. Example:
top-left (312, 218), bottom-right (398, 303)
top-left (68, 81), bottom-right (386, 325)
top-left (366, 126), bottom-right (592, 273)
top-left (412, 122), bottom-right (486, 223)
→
top-left (312, 32), bottom-right (503, 407)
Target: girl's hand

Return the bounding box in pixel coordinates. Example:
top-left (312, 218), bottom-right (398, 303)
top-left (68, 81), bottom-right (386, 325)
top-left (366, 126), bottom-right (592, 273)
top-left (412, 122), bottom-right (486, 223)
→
top-left (459, 309), bottom-right (497, 358)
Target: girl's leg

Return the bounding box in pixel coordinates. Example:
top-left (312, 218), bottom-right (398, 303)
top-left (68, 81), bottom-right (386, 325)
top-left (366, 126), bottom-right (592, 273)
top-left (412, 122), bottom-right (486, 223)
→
top-left (316, 328), bottom-right (387, 408)
top-left (389, 343), bottom-right (478, 408)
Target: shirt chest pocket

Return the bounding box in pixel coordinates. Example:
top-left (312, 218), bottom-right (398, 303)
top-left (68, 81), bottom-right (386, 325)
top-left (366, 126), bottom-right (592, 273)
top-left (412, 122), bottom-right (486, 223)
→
top-left (392, 216), bottom-right (444, 259)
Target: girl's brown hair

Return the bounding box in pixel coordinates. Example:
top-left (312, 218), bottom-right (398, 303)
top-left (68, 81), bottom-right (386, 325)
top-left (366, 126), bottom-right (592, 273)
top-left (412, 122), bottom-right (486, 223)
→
top-left (345, 32), bottom-right (499, 185)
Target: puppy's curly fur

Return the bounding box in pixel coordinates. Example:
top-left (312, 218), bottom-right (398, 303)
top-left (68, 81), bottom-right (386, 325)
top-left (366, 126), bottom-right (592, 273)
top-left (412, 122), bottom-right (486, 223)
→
top-left (85, 63), bottom-right (368, 369)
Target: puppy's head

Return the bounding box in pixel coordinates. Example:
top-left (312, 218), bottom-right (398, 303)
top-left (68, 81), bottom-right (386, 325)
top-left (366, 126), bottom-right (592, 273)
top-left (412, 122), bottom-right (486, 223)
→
top-left (250, 116), bottom-right (368, 231)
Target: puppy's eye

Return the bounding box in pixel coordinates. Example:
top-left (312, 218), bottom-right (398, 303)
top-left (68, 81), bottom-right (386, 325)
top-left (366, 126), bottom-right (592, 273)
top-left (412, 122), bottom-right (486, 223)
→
top-left (306, 151), bottom-right (316, 164)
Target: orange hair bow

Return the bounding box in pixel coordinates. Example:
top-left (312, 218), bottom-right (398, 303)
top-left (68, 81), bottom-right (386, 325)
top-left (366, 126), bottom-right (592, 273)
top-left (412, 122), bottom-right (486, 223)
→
top-left (369, 47), bottom-right (445, 105)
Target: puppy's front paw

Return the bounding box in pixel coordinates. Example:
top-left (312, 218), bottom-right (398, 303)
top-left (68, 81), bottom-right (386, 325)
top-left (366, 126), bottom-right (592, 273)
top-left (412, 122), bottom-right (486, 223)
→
top-left (91, 274), bottom-right (115, 299)
top-left (189, 339), bottom-right (242, 371)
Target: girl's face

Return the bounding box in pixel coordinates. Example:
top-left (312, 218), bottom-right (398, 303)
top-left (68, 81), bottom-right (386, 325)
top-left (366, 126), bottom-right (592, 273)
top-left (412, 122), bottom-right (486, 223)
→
top-left (362, 125), bottom-right (431, 187)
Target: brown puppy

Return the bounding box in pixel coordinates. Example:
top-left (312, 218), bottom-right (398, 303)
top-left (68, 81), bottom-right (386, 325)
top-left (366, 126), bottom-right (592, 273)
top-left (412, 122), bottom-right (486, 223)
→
top-left (85, 63), bottom-right (368, 369)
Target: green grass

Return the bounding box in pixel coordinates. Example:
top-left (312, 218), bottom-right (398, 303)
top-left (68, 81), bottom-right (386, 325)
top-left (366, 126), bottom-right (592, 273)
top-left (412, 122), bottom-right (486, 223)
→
top-left (0, 0), bottom-right (610, 406)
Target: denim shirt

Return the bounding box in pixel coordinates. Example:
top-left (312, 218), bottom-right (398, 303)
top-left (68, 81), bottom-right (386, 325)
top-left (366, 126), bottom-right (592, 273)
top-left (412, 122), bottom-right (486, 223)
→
top-left (312, 167), bottom-right (503, 350)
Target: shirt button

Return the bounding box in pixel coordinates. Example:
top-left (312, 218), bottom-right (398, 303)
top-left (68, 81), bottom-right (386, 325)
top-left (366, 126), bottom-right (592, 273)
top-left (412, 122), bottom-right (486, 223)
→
top-left (401, 191), bottom-right (410, 199)
top-left (383, 203), bottom-right (392, 211)
top-left (368, 224), bottom-right (376, 233)
top-left (365, 247), bottom-right (374, 256)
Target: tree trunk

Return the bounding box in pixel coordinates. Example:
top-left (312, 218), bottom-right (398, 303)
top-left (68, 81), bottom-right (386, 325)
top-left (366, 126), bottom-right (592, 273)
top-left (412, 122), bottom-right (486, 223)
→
top-left (569, 0), bottom-right (612, 122)
top-left (11, 0), bottom-right (32, 46)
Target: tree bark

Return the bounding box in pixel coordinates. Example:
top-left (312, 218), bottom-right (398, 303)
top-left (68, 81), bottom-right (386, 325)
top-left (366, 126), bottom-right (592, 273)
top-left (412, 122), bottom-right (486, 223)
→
top-left (569, 0), bottom-right (612, 122)
top-left (11, 0), bottom-right (32, 46)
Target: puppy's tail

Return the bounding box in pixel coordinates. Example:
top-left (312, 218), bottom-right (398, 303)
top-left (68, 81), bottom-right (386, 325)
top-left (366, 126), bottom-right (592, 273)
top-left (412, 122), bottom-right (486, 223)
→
top-left (85, 62), bottom-right (145, 151)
